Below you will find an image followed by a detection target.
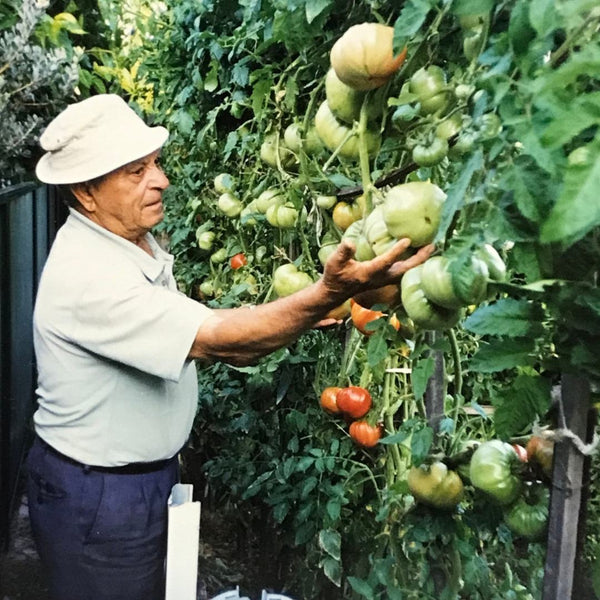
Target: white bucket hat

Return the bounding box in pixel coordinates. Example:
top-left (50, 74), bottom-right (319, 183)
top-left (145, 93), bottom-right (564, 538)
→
top-left (36, 94), bottom-right (169, 185)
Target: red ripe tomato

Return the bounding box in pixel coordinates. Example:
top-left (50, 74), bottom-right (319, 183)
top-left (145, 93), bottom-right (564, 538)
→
top-left (336, 386), bottom-right (372, 419)
top-left (320, 387), bottom-right (342, 415)
top-left (512, 443), bottom-right (528, 463)
top-left (349, 420), bottom-right (382, 447)
top-left (230, 253), bottom-right (247, 270)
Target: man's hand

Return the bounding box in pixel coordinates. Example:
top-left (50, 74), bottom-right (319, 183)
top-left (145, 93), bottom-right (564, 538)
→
top-left (321, 238), bottom-right (435, 301)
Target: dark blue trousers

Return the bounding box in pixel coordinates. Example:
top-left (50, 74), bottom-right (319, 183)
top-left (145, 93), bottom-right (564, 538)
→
top-left (26, 436), bottom-right (179, 600)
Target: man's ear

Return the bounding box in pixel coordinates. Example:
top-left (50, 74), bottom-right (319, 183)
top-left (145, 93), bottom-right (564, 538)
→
top-left (71, 183), bottom-right (96, 212)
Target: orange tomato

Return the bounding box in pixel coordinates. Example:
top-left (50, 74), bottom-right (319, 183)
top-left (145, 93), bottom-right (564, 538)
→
top-left (320, 387), bottom-right (342, 415)
top-left (350, 299), bottom-right (384, 335)
top-left (349, 420), bottom-right (383, 447)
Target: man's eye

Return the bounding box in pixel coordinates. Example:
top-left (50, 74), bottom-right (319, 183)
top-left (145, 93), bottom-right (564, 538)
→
top-left (132, 166), bottom-right (145, 175)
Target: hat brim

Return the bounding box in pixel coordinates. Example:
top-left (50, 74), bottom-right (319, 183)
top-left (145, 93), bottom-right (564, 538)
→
top-left (36, 126), bottom-right (169, 185)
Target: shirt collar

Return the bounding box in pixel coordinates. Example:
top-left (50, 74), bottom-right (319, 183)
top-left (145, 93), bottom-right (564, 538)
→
top-left (67, 207), bottom-right (173, 282)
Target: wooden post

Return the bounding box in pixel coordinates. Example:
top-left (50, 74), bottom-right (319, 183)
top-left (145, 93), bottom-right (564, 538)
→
top-left (424, 332), bottom-right (445, 432)
top-left (542, 374), bottom-right (591, 600)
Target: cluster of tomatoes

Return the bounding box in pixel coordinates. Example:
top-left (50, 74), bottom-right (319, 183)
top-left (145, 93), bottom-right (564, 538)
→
top-left (319, 386), bottom-right (383, 448)
top-left (407, 435), bottom-right (555, 541)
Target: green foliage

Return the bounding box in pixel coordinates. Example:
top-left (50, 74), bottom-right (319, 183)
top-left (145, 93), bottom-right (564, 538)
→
top-left (0, 0), bottom-right (79, 183)
top-left (111, 0), bottom-right (600, 597)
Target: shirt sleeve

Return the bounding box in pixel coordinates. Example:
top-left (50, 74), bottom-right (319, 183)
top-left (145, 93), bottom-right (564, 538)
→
top-left (70, 280), bottom-right (213, 382)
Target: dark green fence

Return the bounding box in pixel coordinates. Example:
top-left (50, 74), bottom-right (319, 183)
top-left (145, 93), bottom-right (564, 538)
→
top-left (0, 182), bottom-right (66, 549)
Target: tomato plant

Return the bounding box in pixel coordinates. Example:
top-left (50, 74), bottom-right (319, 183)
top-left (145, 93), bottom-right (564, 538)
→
top-left (125, 0), bottom-right (600, 596)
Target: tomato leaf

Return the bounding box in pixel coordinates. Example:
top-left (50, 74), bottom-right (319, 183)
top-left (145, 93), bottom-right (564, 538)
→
top-left (469, 337), bottom-right (537, 372)
top-left (318, 528), bottom-right (341, 560)
top-left (322, 556), bottom-right (342, 587)
top-left (436, 148), bottom-right (484, 242)
top-left (492, 373), bottom-right (552, 438)
top-left (305, 0), bottom-right (331, 24)
top-left (412, 355), bottom-right (435, 401)
top-left (464, 298), bottom-right (544, 337)
top-left (540, 137), bottom-right (600, 245)
top-left (392, 0), bottom-right (431, 50)
top-left (367, 329), bottom-right (389, 367)
top-left (411, 426), bottom-right (434, 466)
top-left (451, 0), bottom-right (495, 15)
top-left (347, 576), bottom-right (375, 599)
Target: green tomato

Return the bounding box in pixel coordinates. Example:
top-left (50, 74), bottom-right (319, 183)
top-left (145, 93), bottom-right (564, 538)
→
top-left (213, 173), bottom-right (235, 194)
top-left (283, 123), bottom-right (303, 153)
top-left (255, 188), bottom-right (285, 213)
top-left (199, 281), bottom-right (215, 296)
top-left (318, 242), bottom-right (339, 266)
top-left (355, 234), bottom-right (376, 261)
top-left (450, 254), bottom-right (489, 305)
top-left (210, 248), bottom-right (227, 264)
top-left (266, 202), bottom-right (298, 228)
top-left (477, 244), bottom-right (507, 282)
top-left (239, 201), bottom-right (260, 227)
top-left (315, 194), bottom-right (338, 210)
top-left (504, 482), bottom-right (549, 541)
top-left (407, 461), bottom-right (464, 510)
top-left (382, 181), bottom-right (446, 247)
top-left (260, 133), bottom-right (298, 171)
top-left (409, 66), bottom-right (449, 115)
top-left (470, 440), bottom-right (523, 505)
top-left (273, 264), bottom-right (313, 297)
top-left (477, 112), bottom-right (503, 140)
top-left (420, 256), bottom-right (464, 309)
top-left (325, 68), bottom-right (383, 125)
top-left (217, 192), bottom-right (243, 218)
top-left (342, 218), bottom-right (364, 245)
top-left (314, 101), bottom-right (381, 160)
top-left (448, 130), bottom-right (478, 159)
top-left (459, 12), bottom-right (490, 30)
top-left (304, 126), bottom-right (325, 156)
top-left (400, 265), bottom-right (462, 330)
top-left (412, 136), bottom-right (449, 167)
top-left (435, 113), bottom-right (463, 140)
top-left (196, 229), bottom-right (215, 251)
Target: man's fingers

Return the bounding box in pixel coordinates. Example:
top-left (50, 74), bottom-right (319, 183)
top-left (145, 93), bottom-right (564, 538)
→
top-left (375, 238), bottom-right (412, 266)
top-left (388, 243), bottom-right (436, 278)
top-left (334, 239), bottom-right (357, 263)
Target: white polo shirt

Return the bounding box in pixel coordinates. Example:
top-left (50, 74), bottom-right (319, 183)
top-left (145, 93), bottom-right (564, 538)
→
top-left (33, 208), bottom-right (213, 466)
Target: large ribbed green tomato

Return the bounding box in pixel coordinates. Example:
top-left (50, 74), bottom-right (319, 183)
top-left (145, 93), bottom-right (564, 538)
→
top-left (314, 101), bottom-right (381, 160)
top-left (503, 482), bottom-right (549, 541)
top-left (265, 202), bottom-right (298, 228)
top-left (325, 68), bottom-right (383, 124)
top-left (400, 266), bottom-right (462, 330)
top-left (217, 192), bottom-right (243, 218)
top-left (470, 440), bottom-right (523, 505)
top-left (407, 461), bottom-right (464, 510)
top-left (409, 65), bottom-right (450, 115)
top-left (260, 133), bottom-right (298, 170)
top-left (255, 188), bottom-right (285, 213)
top-left (420, 256), bottom-right (464, 309)
top-left (272, 264), bottom-right (313, 298)
top-left (364, 206), bottom-right (396, 257)
top-left (382, 182), bottom-right (446, 247)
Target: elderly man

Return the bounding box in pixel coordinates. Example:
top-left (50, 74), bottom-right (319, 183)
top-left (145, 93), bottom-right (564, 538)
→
top-left (27, 94), bottom-right (432, 600)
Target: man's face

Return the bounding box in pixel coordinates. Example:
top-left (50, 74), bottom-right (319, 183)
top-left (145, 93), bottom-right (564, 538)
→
top-left (74, 150), bottom-right (170, 242)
